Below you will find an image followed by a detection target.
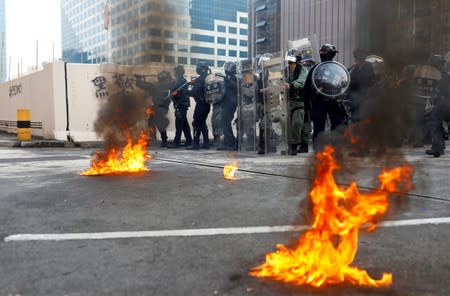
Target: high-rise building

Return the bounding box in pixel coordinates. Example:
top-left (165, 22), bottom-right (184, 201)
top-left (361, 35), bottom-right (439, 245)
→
top-left (61, 0), bottom-right (107, 64)
top-left (60, 0), bottom-right (248, 68)
top-left (0, 0), bottom-right (6, 81)
top-left (249, 0), bottom-right (449, 67)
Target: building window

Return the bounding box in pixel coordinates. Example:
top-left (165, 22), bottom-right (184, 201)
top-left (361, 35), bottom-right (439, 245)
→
top-left (240, 51), bottom-right (248, 58)
top-left (229, 38), bottom-right (237, 45)
top-left (217, 60), bottom-right (226, 67)
top-left (165, 56), bottom-right (175, 64)
top-left (229, 27), bottom-right (237, 34)
top-left (191, 34), bottom-right (215, 43)
top-left (178, 44), bottom-right (188, 52)
top-left (217, 37), bottom-right (226, 44)
top-left (240, 17), bottom-right (248, 24)
top-left (240, 40), bottom-right (248, 47)
top-left (191, 46), bottom-right (214, 55)
top-left (150, 28), bottom-right (161, 36)
top-left (151, 42), bottom-right (161, 50)
top-left (178, 57), bottom-right (187, 64)
top-left (217, 25), bottom-right (226, 32)
top-left (229, 50), bottom-right (237, 57)
top-left (240, 28), bottom-right (248, 35)
top-left (164, 43), bottom-right (174, 51)
top-left (178, 32), bottom-right (188, 39)
top-left (217, 49), bottom-right (226, 56)
top-left (165, 31), bottom-right (174, 38)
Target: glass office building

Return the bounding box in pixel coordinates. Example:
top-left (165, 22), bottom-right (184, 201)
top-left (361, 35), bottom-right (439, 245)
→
top-left (61, 0), bottom-right (107, 63)
top-left (61, 0), bottom-right (248, 68)
top-left (0, 0), bottom-right (6, 81)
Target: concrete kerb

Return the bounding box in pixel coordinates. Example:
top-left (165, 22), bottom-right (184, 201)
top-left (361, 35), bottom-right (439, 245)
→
top-left (0, 138), bottom-right (104, 149)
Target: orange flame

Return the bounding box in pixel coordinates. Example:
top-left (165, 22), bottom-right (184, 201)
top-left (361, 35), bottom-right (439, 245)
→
top-left (250, 145), bottom-right (414, 287)
top-left (224, 162), bottom-right (239, 180)
top-left (81, 132), bottom-right (151, 176)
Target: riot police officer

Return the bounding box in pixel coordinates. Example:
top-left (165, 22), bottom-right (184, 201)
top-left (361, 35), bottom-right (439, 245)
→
top-left (153, 70), bottom-right (172, 147)
top-left (304, 44), bottom-right (348, 151)
top-left (135, 71), bottom-right (172, 147)
top-left (348, 48), bottom-right (375, 123)
top-left (168, 65), bottom-right (192, 148)
top-left (284, 48), bottom-right (309, 155)
top-left (256, 54), bottom-right (270, 155)
top-left (218, 61), bottom-right (238, 150)
top-left (187, 61), bottom-right (211, 150)
top-left (425, 56), bottom-right (450, 157)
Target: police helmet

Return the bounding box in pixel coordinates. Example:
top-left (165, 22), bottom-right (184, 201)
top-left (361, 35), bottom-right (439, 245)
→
top-left (223, 61), bottom-right (237, 76)
top-left (286, 48), bottom-right (302, 64)
top-left (319, 44), bottom-right (338, 61)
top-left (196, 61), bottom-right (210, 75)
top-left (174, 65), bottom-right (185, 77)
top-left (157, 70), bottom-right (172, 82)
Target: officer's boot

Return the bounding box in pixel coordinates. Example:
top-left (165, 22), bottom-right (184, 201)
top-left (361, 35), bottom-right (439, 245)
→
top-left (257, 133), bottom-right (265, 155)
top-left (186, 129), bottom-right (200, 150)
top-left (297, 143), bottom-right (309, 153)
top-left (213, 135), bottom-right (221, 148)
top-left (160, 131), bottom-right (168, 148)
top-left (183, 124), bottom-right (192, 146)
top-left (201, 127), bottom-right (210, 149)
top-left (168, 129), bottom-right (182, 148)
top-left (288, 144), bottom-right (297, 156)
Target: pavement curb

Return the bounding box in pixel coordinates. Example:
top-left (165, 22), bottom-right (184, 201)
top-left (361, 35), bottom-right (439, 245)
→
top-left (0, 139), bottom-right (104, 149)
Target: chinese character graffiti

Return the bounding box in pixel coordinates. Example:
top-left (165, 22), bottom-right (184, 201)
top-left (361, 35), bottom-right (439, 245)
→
top-left (9, 84), bottom-right (22, 98)
top-left (91, 76), bottom-right (109, 98)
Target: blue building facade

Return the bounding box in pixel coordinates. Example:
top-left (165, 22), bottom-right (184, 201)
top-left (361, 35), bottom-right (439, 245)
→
top-left (60, 0), bottom-right (107, 63)
top-left (61, 0), bottom-right (248, 67)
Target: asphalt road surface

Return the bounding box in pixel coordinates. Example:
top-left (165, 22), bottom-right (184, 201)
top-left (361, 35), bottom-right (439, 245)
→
top-left (0, 146), bottom-right (449, 296)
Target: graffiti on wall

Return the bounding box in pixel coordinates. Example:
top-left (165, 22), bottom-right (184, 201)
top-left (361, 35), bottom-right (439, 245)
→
top-left (9, 84), bottom-right (22, 98)
top-left (91, 76), bottom-right (109, 98)
top-left (113, 73), bottom-right (135, 92)
top-left (92, 73), bottom-right (145, 98)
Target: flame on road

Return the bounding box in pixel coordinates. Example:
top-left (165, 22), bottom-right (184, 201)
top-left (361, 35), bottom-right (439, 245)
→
top-left (250, 145), bottom-right (414, 287)
top-left (224, 162), bottom-right (239, 180)
top-left (81, 131), bottom-right (151, 176)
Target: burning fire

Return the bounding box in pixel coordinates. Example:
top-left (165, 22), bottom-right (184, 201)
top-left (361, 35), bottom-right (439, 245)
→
top-left (224, 162), bottom-right (239, 180)
top-left (81, 131), bottom-right (151, 176)
top-left (250, 145), bottom-right (414, 287)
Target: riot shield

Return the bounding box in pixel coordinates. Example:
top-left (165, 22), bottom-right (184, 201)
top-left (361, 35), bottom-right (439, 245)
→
top-left (259, 51), bottom-right (288, 155)
top-left (412, 64), bottom-right (442, 115)
top-left (237, 59), bottom-right (258, 152)
top-left (312, 61), bottom-right (350, 98)
top-left (288, 35), bottom-right (320, 64)
top-left (205, 74), bottom-right (225, 104)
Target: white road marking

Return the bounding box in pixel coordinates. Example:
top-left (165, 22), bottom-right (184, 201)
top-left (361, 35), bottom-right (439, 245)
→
top-left (4, 217), bottom-right (450, 242)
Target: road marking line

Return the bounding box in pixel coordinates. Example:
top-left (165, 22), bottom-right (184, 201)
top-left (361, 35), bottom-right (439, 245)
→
top-left (4, 217), bottom-right (450, 242)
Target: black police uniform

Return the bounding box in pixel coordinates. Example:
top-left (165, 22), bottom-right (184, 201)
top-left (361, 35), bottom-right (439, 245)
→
top-left (169, 68), bottom-right (192, 147)
top-left (188, 64), bottom-right (211, 149)
top-left (304, 44), bottom-right (347, 151)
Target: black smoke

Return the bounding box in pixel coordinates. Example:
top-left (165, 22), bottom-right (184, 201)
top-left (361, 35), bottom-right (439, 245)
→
top-left (92, 0), bottom-right (177, 153)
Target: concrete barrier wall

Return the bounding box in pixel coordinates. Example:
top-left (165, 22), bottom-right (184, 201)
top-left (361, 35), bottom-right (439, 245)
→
top-left (0, 61), bottom-right (215, 142)
top-left (0, 62), bottom-right (58, 138)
